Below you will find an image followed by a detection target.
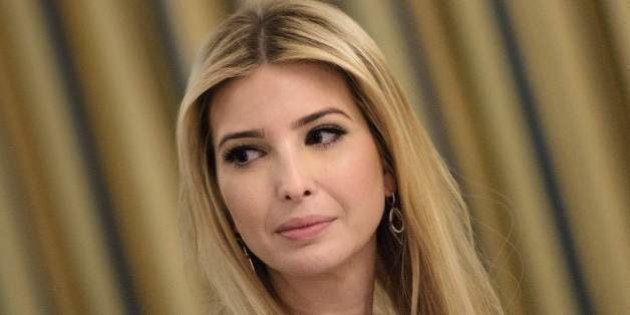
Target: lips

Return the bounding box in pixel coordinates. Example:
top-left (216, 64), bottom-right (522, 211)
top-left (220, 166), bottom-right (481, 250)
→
top-left (276, 215), bottom-right (336, 241)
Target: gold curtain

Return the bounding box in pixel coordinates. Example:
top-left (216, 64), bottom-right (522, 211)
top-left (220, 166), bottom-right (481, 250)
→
top-left (1, 0), bottom-right (628, 314)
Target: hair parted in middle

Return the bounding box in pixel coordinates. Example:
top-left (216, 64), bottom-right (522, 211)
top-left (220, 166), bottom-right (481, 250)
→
top-left (176, 0), bottom-right (503, 314)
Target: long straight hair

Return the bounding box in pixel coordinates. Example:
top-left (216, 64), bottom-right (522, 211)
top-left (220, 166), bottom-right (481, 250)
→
top-left (176, 0), bottom-right (503, 313)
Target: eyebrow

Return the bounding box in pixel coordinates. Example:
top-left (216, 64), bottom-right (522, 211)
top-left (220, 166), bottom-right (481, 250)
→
top-left (217, 107), bottom-right (352, 148)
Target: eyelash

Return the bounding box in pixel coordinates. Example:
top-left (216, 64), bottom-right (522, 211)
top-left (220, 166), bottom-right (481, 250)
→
top-left (222, 124), bottom-right (348, 168)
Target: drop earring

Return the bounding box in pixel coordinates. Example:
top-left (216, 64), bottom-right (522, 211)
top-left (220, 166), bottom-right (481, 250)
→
top-left (388, 192), bottom-right (405, 244)
top-left (236, 235), bottom-right (256, 273)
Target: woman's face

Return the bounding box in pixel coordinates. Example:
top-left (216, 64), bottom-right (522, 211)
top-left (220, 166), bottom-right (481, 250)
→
top-left (210, 63), bottom-right (394, 277)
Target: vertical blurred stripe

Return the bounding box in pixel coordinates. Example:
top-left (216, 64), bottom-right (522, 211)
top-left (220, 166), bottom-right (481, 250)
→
top-left (506, 1), bottom-right (630, 313)
top-left (0, 53), bottom-right (47, 315)
top-left (161, 0), bottom-right (231, 74)
top-left (592, 0), bottom-right (630, 228)
top-left (0, 147), bottom-right (42, 315)
top-left (39, 0), bottom-right (140, 313)
top-left (404, 1), bottom-right (528, 313)
top-left (1, 0), bottom-right (130, 312)
top-left (491, 1), bottom-right (593, 314)
top-left (148, 0), bottom-right (188, 94)
top-left (601, 0), bottom-right (630, 107)
top-left (124, 0), bottom-right (188, 118)
top-left (0, 162), bottom-right (41, 315)
top-left (391, 2), bottom-right (454, 164)
top-left (440, 1), bottom-right (582, 314)
top-left (341, 0), bottom-right (428, 132)
top-left (0, 47), bottom-right (80, 314)
top-left (51, 0), bottom-right (199, 313)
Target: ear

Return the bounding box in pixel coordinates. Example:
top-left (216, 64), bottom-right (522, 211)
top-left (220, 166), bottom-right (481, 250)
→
top-left (383, 170), bottom-right (396, 197)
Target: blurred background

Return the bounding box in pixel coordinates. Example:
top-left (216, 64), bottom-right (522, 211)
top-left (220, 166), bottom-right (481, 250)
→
top-left (1, 0), bottom-right (628, 314)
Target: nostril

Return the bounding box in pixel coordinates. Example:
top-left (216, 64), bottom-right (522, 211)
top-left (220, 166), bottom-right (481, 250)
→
top-left (282, 189), bottom-right (312, 201)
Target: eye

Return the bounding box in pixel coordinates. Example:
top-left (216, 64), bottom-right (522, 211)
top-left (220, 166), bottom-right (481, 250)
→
top-left (223, 145), bottom-right (265, 167)
top-left (305, 124), bottom-right (347, 147)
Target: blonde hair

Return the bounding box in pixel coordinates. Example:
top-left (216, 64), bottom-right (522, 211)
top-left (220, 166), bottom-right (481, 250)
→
top-left (176, 0), bottom-right (503, 313)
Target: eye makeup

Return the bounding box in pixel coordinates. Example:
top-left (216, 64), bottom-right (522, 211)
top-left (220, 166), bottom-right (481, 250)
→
top-left (222, 144), bottom-right (266, 168)
top-left (305, 124), bottom-right (348, 148)
top-left (220, 123), bottom-right (349, 168)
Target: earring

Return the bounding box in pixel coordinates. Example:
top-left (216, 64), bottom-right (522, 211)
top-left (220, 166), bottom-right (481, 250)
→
top-left (388, 193), bottom-right (405, 243)
top-left (236, 236), bottom-right (256, 273)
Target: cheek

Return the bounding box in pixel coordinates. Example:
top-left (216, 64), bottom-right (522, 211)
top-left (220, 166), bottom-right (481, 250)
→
top-left (325, 136), bottom-right (386, 217)
top-left (218, 172), bottom-right (270, 236)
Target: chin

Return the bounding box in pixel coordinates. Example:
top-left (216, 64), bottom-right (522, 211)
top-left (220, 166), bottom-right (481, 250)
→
top-left (268, 242), bottom-right (350, 277)
top-left (274, 257), bottom-right (345, 278)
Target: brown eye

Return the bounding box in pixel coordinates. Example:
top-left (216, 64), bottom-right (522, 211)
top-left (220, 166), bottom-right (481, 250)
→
top-left (305, 125), bottom-right (347, 146)
top-left (223, 146), bottom-right (265, 167)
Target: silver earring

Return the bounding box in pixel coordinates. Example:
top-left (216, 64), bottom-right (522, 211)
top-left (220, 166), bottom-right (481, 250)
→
top-left (236, 236), bottom-right (256, 273)
top-left (388, 193), bottom-right (405, 243)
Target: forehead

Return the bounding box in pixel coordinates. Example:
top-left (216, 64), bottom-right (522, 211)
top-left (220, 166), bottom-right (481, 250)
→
top-left (209, 63), bottom-right (361, 138)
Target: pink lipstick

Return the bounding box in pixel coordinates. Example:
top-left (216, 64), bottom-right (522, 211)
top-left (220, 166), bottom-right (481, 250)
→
top-left (276, 215), bottom-right (336, 241)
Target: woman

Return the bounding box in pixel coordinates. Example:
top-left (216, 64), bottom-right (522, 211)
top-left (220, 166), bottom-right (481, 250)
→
top-left (176, 0), bottom-right (503, 314)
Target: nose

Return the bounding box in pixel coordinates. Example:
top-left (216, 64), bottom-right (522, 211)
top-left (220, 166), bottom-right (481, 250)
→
top-left (274, 149), bottom-right (316, 202)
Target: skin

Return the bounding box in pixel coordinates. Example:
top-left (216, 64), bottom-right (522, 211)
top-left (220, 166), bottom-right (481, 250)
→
top-left (210, 62), bottom-right (394, 314)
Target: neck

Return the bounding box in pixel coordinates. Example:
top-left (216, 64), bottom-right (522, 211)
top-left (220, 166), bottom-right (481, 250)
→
top-left (270, 238), bottom-right (377, 315)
